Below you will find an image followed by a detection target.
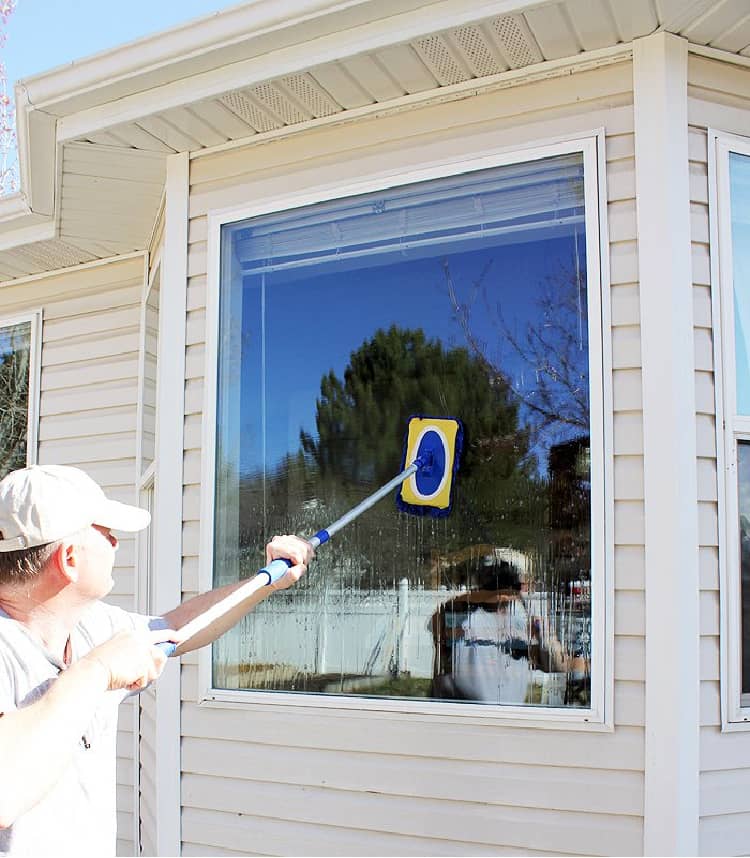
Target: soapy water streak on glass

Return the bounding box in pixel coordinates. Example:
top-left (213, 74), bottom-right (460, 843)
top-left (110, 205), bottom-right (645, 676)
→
top-left (213, 154), bottom-right (592, 707)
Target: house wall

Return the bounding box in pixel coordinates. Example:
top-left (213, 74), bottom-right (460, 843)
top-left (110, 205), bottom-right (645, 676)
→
top-left (687, 53), bottom-right (750, 858)
top-left (180, 59), bottom-right (645, 856)
top-left (138, 206), bottom-right (166, 858)
top-left (0, 255), bottom-right (145, 855)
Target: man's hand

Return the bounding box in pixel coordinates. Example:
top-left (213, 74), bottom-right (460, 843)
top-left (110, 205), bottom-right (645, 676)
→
top-left (265, 534), bottom-right (314, 591)
top-left (82, 627), bottom-right (179, 692)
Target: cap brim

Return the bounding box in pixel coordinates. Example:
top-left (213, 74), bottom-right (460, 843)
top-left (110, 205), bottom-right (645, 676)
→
top-left (94, 499), bottom-right (151, 532)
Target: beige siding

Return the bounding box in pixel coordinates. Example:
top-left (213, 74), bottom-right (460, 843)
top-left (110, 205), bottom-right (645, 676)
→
top-left (0, 256), bottom-right (144, 855)
top-left (688, 54), bottom-right (750, 857)
top-left (138, 685), bottom-right (159, 857)
top-left (136, 207), bottom-right (166, 858)
top-left (181, 60), bottom-right (645, 855)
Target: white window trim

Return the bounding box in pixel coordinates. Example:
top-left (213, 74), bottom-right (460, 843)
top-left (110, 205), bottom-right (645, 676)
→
top-left (0, 308), bottom-right (42, 469)
top-left (132, 155), bottom-right (186, 854)
top-left (711, 129), bottom-right (750, 730)
top-left (198, 131), bottom-right (614, 729)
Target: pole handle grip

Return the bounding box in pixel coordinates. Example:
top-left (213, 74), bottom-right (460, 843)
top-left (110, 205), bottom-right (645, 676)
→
top-left (157, 641), bottom-right (177, 657)
top-left (256, 557), bottom-right (293, 585)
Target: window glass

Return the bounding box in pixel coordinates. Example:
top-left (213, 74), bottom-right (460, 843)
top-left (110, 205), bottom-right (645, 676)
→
top-left (731, 152), bottom-right (750, 414)
top-left (731, 150), bottom-right (750, 704)
top-left (0, 320), bottom-right (32, 478)
top-left (214, 153), bottom-right (594, 708)
top-left (739, 441), bottom-right (750, 697)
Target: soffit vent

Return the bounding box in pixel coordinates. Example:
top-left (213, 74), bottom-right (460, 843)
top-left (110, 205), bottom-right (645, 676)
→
top-left (17, 240), bottom-right (94, 270)
top-left (221, 91), bottom-right (282, 132)
top-left (412, 34), bottom-right (472, 85)
top-left (250, 81), bottom-right (310, 125)
top-left (490, 14), bottom-right (544, 68)
top-left (279, 73), bottom-right (341, 119)
top-left (451, 25), bottom-right (505, 77)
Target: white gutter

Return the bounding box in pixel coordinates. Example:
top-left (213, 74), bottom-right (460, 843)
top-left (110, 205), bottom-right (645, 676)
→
top-left (14, 87), bottom-right (56, 217)
top-left (23, 0), bottom-right (552, 116)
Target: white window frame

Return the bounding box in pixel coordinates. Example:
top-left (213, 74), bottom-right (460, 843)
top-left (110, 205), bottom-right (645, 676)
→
top-left (711, 129), bottom-right (750, 729)
top-left (0, 309), bottom-right (42, 470)
top-left (198, 131), bottom-right (614, 729)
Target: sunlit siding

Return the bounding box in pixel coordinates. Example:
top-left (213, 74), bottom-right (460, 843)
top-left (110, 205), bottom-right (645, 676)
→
top-left (138, 685), bottom-right (158, 857)
top-left (180, 60), bottom-right (646, 856)
top-left (136, 216), bottom-right (165, 858)
top-left (0, 255), bottom-right (144, 856)
top-left (688, 54), bottom-right (750, 857)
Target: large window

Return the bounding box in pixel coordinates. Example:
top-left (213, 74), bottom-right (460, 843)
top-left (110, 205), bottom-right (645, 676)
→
top-left (715, 134), bottom-right (750, 723)
top-left (0, 313), bottom-right (40, 479)
top-left (211, 143), bottom-right (605, 713)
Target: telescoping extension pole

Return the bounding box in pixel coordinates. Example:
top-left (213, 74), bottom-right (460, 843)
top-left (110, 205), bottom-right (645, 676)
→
top-left (158, 416), bottom-right (463, 656)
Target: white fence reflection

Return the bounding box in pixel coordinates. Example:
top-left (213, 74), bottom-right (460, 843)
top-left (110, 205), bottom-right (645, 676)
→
top-left (215, 581), bottom-right (581, 690)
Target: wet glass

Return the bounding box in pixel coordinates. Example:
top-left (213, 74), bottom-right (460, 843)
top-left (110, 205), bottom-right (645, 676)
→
top-left (214, 153), bottom-right (593, 707)
top-left (739, 441), bottom-right (750, 696)
top-left (0, 320), bottom-right (31, 478)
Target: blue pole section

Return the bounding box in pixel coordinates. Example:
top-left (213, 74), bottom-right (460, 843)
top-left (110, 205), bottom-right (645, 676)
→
top-left (256, 460), bottom-right (420, 584)
top-left (311, 461), bottom-right (420, 546)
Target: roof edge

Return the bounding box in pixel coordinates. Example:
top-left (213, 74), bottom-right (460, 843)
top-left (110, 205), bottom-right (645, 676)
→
top-left (22, 0), bottom-right (550, 115)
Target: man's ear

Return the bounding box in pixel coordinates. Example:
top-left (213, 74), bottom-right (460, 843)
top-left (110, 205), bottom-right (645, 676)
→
top-left (50, 540), bottom-right (78, 585)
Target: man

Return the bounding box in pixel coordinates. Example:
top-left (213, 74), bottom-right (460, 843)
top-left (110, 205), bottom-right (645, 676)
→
top-left (0, 464), bottom-right (312, 856)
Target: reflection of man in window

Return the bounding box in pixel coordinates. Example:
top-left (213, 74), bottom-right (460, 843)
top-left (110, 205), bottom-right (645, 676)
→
top-left (430, 558), bottom-right (566, 704)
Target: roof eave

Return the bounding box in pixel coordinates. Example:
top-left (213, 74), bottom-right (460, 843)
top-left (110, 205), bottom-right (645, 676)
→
top-left (20, 0), bottom-right (551, 117)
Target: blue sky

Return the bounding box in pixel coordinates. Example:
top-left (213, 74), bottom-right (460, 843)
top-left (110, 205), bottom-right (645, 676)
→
top-left (3, 1), bottom-right (241, 86)
top-left (1, 0), bottom-right (240, 182)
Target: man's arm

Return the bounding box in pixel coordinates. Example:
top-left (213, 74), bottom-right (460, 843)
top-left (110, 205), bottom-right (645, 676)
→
top-left (0, 628), bottom-right (171, 828)
top-left (162, 535), bottom-right (312, 656)
top-left (528, 616), bottom-right (568, 673)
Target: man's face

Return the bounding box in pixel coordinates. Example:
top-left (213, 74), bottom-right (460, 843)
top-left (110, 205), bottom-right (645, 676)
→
top-left (73, 524), bottom-right (119, 598)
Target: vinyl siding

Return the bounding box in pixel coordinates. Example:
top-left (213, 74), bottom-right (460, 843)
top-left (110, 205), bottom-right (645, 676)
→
top-left (137, 215), bottom-right (165, 858)
top-left (181, 60), bottom-right (645, 855)
top-left (688, 54), bottom-right (750, 857)
top-left (138, 684), bottom-right (159, 857)
top-left (0, 255), bottom-right (145, 856)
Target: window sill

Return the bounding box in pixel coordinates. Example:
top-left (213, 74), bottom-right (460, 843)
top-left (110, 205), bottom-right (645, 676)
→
top-left (197, 686), bottom-right (612, 732)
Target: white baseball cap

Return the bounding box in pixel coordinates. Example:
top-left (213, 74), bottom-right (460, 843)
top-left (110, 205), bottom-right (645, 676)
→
top-left (0, 465), bottom-right (151, 552)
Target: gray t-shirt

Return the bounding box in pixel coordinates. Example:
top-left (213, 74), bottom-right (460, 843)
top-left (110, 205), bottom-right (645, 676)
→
top-left (0, 602), bottom-right (156, 857)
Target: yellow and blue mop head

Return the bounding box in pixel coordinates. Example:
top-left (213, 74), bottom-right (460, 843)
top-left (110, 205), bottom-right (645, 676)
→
top-left (396, 415), bottom-right (463, 518)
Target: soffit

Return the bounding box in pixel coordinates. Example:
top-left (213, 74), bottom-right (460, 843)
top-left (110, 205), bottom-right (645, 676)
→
top-left (1, 0), bottom-right (747, 283)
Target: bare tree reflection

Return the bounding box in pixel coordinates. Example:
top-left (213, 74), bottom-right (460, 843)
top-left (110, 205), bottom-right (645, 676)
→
top-left (442, 253), bottom-right (589, 452)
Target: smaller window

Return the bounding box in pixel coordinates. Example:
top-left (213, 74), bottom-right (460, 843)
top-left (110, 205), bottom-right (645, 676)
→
top-left (714, 133), bottom-right (750, 723)
top-left (0, 313), bottom-right (41, 479)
